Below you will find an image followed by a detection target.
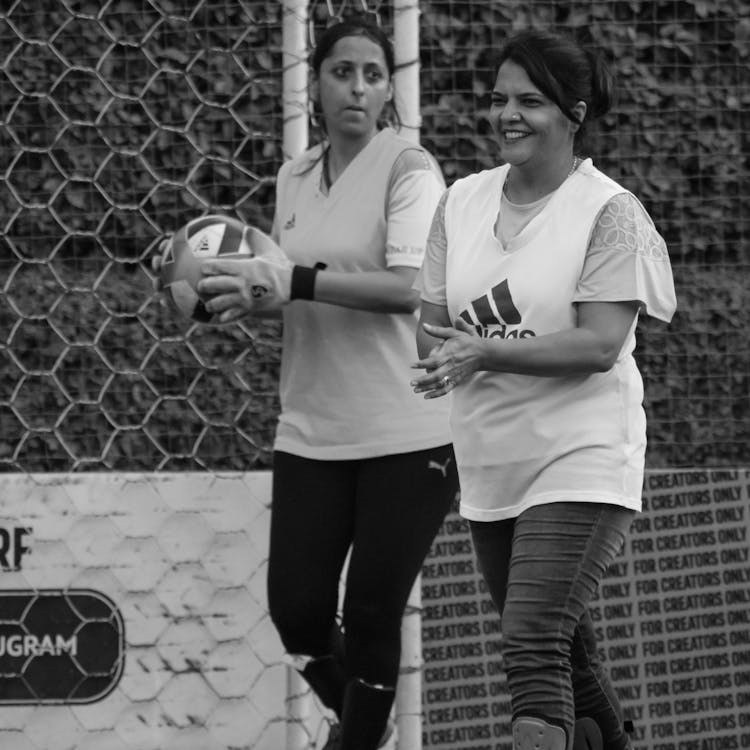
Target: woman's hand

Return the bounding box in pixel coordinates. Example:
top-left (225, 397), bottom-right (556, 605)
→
top-left (194, 255), bottom-right (289, 323)
top-left (197, 229), bottom-right (293, 322)
top-left (411, 317), bottom-right (484, 398)
top-left (414, 301), bottom-right (641, 389)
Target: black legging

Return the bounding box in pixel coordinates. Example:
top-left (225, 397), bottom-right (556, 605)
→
top-left (268, 445), bottom-right (457, 687)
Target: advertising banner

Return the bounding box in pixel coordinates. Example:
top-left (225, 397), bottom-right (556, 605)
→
top-left (421, 469), bottom-right (750, 750)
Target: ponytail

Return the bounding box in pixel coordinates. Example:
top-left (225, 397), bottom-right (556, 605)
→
top-left (583, 45), bottom-right (615, 120)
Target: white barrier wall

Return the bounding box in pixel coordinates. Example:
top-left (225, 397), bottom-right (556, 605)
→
top-left (0, 472), bottom-right (286, 750)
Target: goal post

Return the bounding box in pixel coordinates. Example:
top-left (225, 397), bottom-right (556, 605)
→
top-left (282, 0), bottom-right (309, 161)
top-left (393, 0), bottom-right (421, 143)
top-left (392, 3), bottom-right (425, 746)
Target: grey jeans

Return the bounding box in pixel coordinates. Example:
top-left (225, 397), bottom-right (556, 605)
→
top-left (470, 502), bottom-right (635, 750)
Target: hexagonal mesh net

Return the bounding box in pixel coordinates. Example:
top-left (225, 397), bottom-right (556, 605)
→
top-left (1, 0), bottom-right (285, 472)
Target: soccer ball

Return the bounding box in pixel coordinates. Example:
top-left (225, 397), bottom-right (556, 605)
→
top-left (160, 214), bottom-right (252, 325)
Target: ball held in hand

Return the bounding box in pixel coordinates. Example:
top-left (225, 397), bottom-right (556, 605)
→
top-left (159, 214), bottom-right (252, 325)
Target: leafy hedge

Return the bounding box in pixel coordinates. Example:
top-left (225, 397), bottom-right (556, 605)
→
top-left (0, 0), bottom-right (748, 471)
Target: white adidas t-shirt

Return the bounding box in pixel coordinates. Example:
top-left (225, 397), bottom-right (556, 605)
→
top-left (272, 128), bottom-right (452, 459)
top-left (418, 159), bottom-right (676, 520)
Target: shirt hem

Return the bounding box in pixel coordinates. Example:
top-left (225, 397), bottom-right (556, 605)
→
top-left (274, 432), bottom-right (453, 461)
top-left (460, 490), bottom-right (642, 522)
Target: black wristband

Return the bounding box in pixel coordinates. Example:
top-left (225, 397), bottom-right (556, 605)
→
top-left (290, 265), bottom-right (319, 300)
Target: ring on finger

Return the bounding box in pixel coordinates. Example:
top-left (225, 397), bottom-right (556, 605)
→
top-left (441, 375), bottom-right (453, 388)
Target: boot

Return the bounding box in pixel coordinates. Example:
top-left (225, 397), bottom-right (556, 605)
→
top-left (574, 717), bottom-right (603, 750)
top-left (512, 716), bottom-right (567, 750)
top-left (320, 722), bottom-right (342, 750)
top-left (296, 624), bottom-right (347, 718)
top-left (339, 678), bottom-right (396, 750)
top-left (299, 654), bottom-right (347, 717)
top-left (319, 720), bottom-right (395, 750)
top-left (377, 720), bottom-right (397, 750)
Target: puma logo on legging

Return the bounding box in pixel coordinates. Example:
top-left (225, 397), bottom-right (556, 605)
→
top-left (428, 456), bottom-right (453, 478)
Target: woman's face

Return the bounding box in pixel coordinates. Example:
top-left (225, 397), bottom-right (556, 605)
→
top-left (313, 34), bottom-right (393, 141)
top-left (488, 59), bottom-right (581, 169)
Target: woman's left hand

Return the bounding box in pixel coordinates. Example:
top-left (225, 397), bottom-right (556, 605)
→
top-left (411, 317), bottom-right (484, 398)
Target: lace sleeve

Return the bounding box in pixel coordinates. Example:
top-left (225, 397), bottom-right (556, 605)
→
top-left (573, 193), bottom-right (676, 322)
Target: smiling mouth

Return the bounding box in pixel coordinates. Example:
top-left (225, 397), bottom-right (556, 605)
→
top-left (503, 130), bottom-right (530, 141)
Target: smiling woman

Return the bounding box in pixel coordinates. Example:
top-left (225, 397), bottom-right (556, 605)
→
top-left (490, 59), bottom-right (587, 203)
top-left (487, 32), bottom-right (610, 204)
top-left (412, 28), bottom-right (676, 750)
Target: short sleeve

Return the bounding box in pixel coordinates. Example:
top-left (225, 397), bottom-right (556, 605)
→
top-left (413, 189), bottom-right (449, 305)
top-left (384, 149), bottom-right (445, 269)
top-left (574, 193), bottom-right (677, 322)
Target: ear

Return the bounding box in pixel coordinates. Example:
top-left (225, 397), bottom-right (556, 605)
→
top-left (385, 80), bottom-right (393, 103)
top-left (571, 100), bottom-right (587, 132)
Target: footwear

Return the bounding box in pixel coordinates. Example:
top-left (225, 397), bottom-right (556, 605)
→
top-left (300, 654), bottom-right (346, 716)
top-left (320, 721), bottom-right (342, 749)
top-left (318, 718), bottom-right (395, 750)
top-left (377, 719), bottom-right (397, 749)
top-left (573, 717), bottom-right (603, 750)
top-left (339, 678), bottom-right (396, 750)
top-left (512, 716), bottom-right (567, 750)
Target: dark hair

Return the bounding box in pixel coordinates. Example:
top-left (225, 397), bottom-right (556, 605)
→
top-left (497, 29), bottom-right (614, 150)
top-left (310, 17), bottom-right (400, 132)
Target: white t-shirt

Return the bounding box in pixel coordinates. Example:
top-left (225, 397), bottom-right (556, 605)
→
top-left (417, 159), bottom-right (677, 520)
top-left (272, 128), bottom-right (452, 459)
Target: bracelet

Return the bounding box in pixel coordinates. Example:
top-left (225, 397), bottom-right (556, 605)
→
top-left (290, 265), bottom-right (319, 300)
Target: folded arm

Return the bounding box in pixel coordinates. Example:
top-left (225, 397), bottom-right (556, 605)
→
top-left (412, 300), bottom-right (640, 398)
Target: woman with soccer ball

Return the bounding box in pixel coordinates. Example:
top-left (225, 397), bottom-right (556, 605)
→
top-left (410, 29), bottom-right (676, 750)
top-left (194, 16), bottom-right (457, 750)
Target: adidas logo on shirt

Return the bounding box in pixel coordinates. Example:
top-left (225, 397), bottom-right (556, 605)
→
top-left (459, 279), bottom-right (536, 339)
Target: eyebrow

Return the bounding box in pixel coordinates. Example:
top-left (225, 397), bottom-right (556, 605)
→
top-left (492, 89), bottom-right (544, 97)
top-left (328, 58), bottom-right (385, 66)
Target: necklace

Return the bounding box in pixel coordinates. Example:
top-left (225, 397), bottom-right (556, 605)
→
top-left (503, 155), bottom-right (581, 201)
